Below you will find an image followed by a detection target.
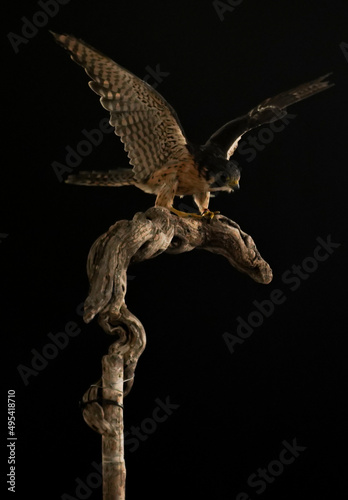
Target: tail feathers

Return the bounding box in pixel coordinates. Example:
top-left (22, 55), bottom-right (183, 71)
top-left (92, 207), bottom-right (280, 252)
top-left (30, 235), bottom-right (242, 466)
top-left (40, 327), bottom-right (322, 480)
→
top-left (65, 168), bottom-right (135, 187)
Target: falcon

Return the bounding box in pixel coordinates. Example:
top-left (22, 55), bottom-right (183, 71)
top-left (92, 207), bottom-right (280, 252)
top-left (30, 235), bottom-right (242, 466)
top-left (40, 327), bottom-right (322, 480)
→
top-left (52, 32), bottom-right (333, 218)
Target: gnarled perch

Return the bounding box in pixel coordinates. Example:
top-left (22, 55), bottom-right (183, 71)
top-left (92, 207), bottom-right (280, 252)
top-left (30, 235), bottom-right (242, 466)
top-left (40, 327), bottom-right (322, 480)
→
top-left (80, 207), bottom-right (272, 499)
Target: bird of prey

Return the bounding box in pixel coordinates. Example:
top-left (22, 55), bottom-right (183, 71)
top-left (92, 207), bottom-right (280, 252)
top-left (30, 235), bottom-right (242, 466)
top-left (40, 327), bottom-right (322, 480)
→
top-left (52, 32), bottom-right (333, 218)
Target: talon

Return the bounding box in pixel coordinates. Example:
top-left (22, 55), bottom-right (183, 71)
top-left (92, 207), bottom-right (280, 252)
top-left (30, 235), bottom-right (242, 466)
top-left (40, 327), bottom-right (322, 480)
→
top-left (202, 209), bottom-right (220, 219)
top-left (170, 207), bottom-right (201, 218)
top-left (170, 207), bottom-right (220, 220)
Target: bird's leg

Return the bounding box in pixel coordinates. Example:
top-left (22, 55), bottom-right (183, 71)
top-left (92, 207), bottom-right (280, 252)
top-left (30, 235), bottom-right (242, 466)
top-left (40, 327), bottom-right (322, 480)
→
top-left (155, 176), bottom-right (211, 218)
top-left (193, 192), bottom-right (220, 219)
top-left (170, 192), bottom-right (220, 219)
top-left (155, 180), bottom-right (219, 219)
top-left (155, 176), bottom-right (185, 214)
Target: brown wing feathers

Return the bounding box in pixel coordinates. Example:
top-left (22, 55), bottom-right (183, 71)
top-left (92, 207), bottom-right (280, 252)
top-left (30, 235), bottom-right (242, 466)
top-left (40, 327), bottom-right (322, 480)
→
top-left (51, 32), bottom-right (190, 182)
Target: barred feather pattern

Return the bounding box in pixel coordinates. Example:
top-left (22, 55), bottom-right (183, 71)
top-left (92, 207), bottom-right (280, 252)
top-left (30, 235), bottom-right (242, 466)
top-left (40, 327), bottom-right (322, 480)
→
top-left (52, 32), bottom-right (192, 183)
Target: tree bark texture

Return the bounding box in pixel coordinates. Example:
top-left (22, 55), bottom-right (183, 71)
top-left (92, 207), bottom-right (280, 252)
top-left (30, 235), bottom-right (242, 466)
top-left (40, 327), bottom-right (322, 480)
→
top-left (80, 206), bottom-right (272, 499)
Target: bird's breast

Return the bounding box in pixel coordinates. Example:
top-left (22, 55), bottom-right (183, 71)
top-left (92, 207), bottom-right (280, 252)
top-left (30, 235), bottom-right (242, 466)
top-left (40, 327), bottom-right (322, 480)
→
top-left (143, 160), bottom-right (209, 196)
top-left (176, 160), bottom-right (209, 195)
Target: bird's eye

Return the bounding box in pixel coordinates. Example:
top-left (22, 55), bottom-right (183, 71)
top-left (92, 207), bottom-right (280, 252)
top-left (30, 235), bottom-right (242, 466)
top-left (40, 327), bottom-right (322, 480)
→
top-left (219, 173), bottom-right (228, 185)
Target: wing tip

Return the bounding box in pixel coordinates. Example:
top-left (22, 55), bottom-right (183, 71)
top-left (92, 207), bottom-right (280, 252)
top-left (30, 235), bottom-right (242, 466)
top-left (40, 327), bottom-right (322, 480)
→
top-left (49, 30), bottom-right (70, 46)
top-left (316, 72), bottom-right (335, 88)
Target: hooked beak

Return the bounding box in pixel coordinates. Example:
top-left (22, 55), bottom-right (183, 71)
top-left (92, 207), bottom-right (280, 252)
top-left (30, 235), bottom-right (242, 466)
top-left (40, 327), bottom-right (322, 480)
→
top-left (229, 180), bottom-right (240, 191)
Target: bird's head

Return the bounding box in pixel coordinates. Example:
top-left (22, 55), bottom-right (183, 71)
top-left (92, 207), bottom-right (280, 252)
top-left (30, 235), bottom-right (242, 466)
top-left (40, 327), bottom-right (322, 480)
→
top-left (191, 143), bottom-right (241, 193)
top-left (208, 160), bottom-right (241, 193)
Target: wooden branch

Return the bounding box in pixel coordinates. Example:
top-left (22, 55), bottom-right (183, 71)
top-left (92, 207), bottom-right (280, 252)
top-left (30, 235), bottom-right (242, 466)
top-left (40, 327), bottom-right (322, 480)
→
top-left (101, 349), bottom-right (126, 500)
top-left (81, 345), bottom-right (126, 499)
top-left (80, 207), bottom-right (272, 499)
top-left (84, 206), bottom-right (272, 318)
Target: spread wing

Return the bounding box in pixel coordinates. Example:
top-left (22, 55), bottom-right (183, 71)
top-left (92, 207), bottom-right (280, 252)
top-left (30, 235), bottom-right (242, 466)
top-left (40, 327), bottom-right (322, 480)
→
top-left (51, 32), bottom-right (191, 182)
top-left (205, 74), bottom-right (334, 159)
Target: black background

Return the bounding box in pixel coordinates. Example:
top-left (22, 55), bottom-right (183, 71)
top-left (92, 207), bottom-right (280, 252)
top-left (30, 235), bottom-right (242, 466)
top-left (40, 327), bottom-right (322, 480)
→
top-left (2, 0), bottom-right (347, 499)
